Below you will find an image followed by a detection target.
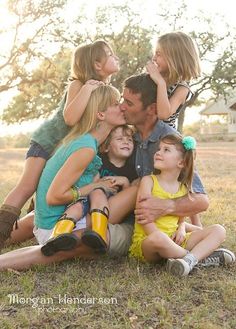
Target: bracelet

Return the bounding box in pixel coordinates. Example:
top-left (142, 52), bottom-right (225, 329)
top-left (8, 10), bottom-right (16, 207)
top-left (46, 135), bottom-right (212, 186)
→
top-left (70, 186), bottom-right (81, 203)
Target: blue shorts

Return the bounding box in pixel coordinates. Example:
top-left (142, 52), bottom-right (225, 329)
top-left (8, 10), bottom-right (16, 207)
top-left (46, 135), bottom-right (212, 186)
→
top-left (26, 141), bottom-right (50, 160)
top-left (70, 197), bottom-right (90, 218)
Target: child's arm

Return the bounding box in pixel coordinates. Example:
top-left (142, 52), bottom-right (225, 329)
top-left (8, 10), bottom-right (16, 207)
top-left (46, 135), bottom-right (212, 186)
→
top-left (63, 79), bottom-right (104, 126)
top-left (136, 176), bottom-right (157, 235)
top-left (46, 148), bottom-right (116, 205)
top-left (171, 217), bottom-right (186, 246)
top-left (146, 61), bottom-right (189, 120)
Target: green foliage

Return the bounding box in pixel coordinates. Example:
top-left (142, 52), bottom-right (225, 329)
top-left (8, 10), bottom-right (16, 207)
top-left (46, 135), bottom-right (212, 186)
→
top-left (2, 50), bottom-right (71, 123)
top-left (0, 1), bottom-right (236, 125)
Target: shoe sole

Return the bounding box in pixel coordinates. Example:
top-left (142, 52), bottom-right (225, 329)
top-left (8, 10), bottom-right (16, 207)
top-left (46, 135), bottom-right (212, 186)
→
top-left (41, 234), bottom-right (79, 256)
top-left (81, 230), bottom-right (107, 254)
top-left (216, 248), bottom-right (236, 264)
top-left (166, 259), bottom-right (189, 277)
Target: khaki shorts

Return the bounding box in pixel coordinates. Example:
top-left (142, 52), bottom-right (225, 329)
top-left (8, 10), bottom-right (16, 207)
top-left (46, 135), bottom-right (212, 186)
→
top-left (108, 222), bottom-right (134, 257)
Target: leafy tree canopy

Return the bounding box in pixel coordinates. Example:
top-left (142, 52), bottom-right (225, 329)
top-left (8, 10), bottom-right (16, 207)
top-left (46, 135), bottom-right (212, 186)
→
top-left (0, 0), bottom-right (235, 132)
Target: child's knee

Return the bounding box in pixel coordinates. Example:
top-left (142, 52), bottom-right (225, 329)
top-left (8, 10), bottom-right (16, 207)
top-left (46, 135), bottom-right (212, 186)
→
top-left (146, 231), bottom-right (165, 249)
top-left (211, 224), bottom-right (226, 241)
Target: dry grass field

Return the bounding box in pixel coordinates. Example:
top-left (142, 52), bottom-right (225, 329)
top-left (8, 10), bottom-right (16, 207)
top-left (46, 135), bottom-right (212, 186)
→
top-left (0, 142), bottom-right (235, 329)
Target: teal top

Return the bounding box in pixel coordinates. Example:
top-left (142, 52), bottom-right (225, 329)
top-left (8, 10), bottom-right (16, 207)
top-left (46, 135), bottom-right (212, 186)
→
top-left (35, 133), bottom-right (102, 229)
top-left (31, 92), bottom-right (71, 155)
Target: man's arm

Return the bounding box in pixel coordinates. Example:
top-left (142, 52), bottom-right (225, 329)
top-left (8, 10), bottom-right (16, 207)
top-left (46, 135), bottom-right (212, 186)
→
top-left (135, 193), bottom-right (209, 225)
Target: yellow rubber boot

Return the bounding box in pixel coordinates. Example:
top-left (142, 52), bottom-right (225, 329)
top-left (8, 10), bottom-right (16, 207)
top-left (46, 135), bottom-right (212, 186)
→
top-left (51, 217), bottom-right (75, 238)
top-left (41, 215), bottom-right (79, 256)
top-left (81, 207), bottom-right (109, 253)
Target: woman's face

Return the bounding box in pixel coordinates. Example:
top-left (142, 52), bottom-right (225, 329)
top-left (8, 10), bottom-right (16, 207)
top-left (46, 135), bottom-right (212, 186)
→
top-left (104, 99), bottom-right (126, 127)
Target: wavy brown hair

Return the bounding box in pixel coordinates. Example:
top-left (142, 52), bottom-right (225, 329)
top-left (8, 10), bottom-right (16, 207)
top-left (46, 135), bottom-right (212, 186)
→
top-left (157, 134), bottom-right (196, 191)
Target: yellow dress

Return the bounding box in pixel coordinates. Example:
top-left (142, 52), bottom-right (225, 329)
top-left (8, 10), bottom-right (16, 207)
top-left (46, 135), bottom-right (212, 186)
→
top-left (129, 175), bottom-right (191, 262)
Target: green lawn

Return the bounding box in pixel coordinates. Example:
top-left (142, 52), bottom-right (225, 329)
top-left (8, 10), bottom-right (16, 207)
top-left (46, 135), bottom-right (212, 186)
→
top-left (0, 143), bottom-right (235, 329)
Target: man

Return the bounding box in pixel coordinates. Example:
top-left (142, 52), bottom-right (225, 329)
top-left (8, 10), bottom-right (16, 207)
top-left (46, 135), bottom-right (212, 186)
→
top-left (0, 74), bottom-right (233, 270)
top-left (121, 73), bottom-right (207, 225)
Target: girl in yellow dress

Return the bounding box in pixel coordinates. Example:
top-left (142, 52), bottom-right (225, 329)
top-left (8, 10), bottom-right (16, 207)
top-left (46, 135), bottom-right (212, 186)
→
top-left (129, 134), bottom-right (234, 276)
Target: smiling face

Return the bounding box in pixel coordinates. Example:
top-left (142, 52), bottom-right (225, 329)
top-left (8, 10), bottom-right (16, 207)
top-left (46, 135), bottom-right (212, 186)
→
top-left (152, 44), bottom-right (169, 75)
top-left (154, 140), bottom-right (184, 172)
top-left (106, 126), bottom-right (134, 161)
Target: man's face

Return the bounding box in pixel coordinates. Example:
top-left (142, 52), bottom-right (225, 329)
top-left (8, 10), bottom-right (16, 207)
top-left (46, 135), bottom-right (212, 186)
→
top-left (120, 88), bottom-right (147, 125)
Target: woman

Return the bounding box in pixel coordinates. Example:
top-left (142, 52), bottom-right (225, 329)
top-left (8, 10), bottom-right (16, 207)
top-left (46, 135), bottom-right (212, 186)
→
top-left (0, 85), bottom-right (137, 270)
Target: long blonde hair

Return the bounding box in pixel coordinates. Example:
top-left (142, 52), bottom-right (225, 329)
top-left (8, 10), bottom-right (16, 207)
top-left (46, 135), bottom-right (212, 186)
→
top-left (63, 85), bottom-right (120, 145)
top-left (158, 31), bottom-right (201, 85)
top-left (71, 40), bottom-right (114, 83)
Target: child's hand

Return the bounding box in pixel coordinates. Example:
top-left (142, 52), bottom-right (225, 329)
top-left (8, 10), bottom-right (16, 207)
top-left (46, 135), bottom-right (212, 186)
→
top-left (146, 61), bottom-right (165, 85)
top-left (85, 79), bottom-right (104, 91)
top-left (100, 176), bottom-right (130, 190)
top-left (172, 224), bottom-right (186, 246)
top-left (95, 178), bottom-right (118, 195)
top-left (110, 176), bottom-right (130, 189)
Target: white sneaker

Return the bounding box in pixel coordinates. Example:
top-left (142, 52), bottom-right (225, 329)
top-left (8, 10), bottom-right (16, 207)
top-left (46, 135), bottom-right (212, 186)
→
top-left (198, 248), bottom-right (235, 267)
top-left (166, 258), bottom-right (191, 277)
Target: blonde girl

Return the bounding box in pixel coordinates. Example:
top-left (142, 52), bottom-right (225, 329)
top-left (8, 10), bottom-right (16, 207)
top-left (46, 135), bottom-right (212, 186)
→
top-left (0, 40), bottom-right (119, 250)
top-left (129, 134), bottom-right (234, 277)
top-left (146, 31), bottom-right (201, 128)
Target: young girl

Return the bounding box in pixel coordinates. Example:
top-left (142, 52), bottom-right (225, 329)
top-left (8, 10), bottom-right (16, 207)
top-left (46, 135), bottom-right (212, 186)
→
top-left (41, 125), bottom-right (138, 256)
top-left (0, 40), bottom-right (120, 250)
top-left (146, 31), bottom-right (201, 129)
top-left (147, 31), bottom-right (201, 228)
top-left (129, 134), bottom-right (235, 277)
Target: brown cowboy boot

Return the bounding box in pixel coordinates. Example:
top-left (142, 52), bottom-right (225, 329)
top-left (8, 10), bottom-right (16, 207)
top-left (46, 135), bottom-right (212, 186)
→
top-left (0, 204), bottom-right (21, 250)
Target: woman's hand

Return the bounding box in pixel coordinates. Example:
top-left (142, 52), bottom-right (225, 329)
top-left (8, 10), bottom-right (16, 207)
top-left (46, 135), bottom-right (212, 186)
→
top-left (103, 176), bottom-right (130, 190)
top-left (94, 178), bottom-right (118, 195)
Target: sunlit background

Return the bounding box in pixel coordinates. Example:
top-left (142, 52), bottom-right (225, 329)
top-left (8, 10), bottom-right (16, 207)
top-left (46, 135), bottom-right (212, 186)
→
top-left (0, 0), bottom-right (235, 136)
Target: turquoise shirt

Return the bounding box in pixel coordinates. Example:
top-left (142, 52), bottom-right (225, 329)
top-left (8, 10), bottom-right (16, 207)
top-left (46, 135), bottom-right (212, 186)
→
top-left (35, 133), bottom-right (102, 229)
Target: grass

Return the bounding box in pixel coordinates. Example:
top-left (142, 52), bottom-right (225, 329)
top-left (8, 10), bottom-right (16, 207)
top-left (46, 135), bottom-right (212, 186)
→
top-left (0, 143), bottom-right (235, 329)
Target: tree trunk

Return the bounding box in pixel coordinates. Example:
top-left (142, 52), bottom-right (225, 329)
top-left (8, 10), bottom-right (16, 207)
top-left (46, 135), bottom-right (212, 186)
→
top-left (177, 105), bottom-right (186, 133)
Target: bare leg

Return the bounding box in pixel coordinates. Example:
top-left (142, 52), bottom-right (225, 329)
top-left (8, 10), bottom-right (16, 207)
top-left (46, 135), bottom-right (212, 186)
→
top-left (3, 157), bottom-right (46, 208)
top-left (0, 243), bottom-right (96, 271)
top-left (6, 212), bottom-right (35, 245)
top-left (141, 230), bottom-right (188, 263)
top-left (185, 224), bottom-right (226, 261)
top-left (108, 185), bottom-right (137, 224)
top-left (90, 189), bottom-right (109, 211)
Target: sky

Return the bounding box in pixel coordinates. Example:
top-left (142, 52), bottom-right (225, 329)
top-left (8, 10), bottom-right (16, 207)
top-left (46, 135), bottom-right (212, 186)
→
top-left (0, 0), bottom-right (235, 136)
